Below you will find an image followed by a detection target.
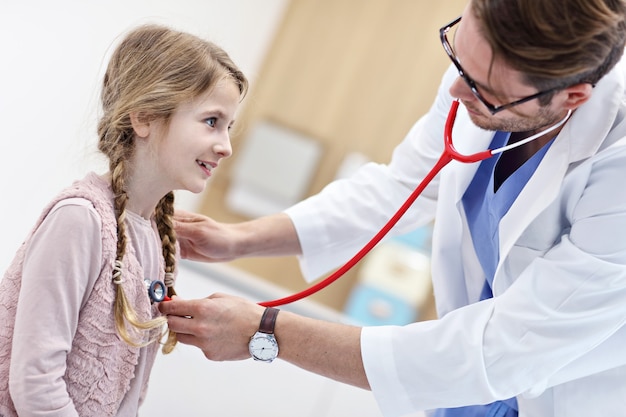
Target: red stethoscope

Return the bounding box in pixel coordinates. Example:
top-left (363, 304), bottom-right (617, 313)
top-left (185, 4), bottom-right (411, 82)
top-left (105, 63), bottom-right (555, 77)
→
top-left (259, 99), bottom-right (571, 307)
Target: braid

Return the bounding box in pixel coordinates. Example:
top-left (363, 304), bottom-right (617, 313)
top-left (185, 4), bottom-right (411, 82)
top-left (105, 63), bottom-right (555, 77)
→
top-left (156, 192), bottom-right (177, 278)
top-left (111, 157), bottom-right (167, 347)
top-left (111, 161), bottom-right (129, 258)
top-left (155, 191), bottom-right (178, 354)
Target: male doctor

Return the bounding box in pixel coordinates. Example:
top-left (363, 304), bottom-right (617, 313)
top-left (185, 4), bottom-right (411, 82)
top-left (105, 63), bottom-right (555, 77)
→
top-left (160, 0), bottom-right (626, 416)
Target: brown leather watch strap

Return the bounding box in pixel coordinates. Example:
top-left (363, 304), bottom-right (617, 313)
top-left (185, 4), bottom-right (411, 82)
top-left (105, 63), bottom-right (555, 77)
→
top-left (258, 307), bottom-right (279, 334)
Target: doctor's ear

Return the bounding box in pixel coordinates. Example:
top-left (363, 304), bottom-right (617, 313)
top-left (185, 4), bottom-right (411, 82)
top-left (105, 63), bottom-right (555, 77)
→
top-left (562, 83), bottom-right (593, 110)
top-left (130, 111), bottom-right (152, 138)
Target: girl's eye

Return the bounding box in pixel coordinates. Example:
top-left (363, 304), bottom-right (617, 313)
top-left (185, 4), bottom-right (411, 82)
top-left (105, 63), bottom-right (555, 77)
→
top-left (205, 117), bottom-right (217, 127)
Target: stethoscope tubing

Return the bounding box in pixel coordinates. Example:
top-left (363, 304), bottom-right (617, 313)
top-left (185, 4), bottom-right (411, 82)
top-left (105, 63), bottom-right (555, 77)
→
top-left (259, 99), bottom-right (571, 307)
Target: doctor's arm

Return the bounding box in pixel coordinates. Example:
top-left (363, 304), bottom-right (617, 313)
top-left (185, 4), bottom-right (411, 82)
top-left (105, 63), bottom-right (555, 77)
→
top-left (174, 210), bottom-right (302, 262)
top-left (159, 293), bottom-right (370, 390)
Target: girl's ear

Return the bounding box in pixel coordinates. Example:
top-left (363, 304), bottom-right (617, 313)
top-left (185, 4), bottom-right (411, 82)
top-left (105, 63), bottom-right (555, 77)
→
top-left (130, 112), bottom-right (151, 138)
top-left (562, 83), bottom-right (593, 110)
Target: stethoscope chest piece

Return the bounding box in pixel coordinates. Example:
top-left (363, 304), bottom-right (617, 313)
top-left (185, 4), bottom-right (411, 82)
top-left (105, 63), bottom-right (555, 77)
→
top-left (145, 278), bottom-right (167, 303)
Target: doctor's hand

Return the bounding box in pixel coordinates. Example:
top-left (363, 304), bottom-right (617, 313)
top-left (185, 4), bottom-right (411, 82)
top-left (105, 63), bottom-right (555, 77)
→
top-left (173, 209), bottom-right (239, 262)
top-left (159, 293), bottom-right (265, 361)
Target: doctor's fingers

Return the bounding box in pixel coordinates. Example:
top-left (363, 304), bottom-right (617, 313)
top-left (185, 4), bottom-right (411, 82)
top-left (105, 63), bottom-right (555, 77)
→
top-left (159, 296), bottom-right (213, 317)
top-left (173, 208), bottom-right (210, 230)
top-left (166, 314), bottom-right (205, 336)
top-left (173, 321), bottom-right (251, 361)
top-left (173, 209), bottom-right (235, 262)
top-left (163, 297), bottom-right (243, 336)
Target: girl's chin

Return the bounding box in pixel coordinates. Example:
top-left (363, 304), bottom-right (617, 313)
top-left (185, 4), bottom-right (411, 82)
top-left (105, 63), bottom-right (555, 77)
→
top-left (185, 181), bottom-right (208, 194)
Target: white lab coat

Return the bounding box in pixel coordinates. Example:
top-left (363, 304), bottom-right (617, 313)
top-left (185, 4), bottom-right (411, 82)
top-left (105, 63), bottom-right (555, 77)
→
top-left (285, 57), bottom-right (626, 417)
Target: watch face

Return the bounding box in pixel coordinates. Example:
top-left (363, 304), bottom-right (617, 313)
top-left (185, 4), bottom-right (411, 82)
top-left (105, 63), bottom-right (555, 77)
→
top-left (249, 333), bottom-right (279, 362)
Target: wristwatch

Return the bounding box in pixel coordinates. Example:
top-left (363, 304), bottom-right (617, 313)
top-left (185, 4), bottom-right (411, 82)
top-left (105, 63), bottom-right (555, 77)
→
top-left (248, 307), bottom-right (280, 363)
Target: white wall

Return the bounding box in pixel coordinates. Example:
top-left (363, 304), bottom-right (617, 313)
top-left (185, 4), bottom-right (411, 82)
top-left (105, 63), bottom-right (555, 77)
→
top-left (0, 0), bottom-right (288, 273)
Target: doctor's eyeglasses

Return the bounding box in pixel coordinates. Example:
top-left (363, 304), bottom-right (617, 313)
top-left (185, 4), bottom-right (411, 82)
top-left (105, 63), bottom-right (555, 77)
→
top-left (439, 16), bottom-right (561, 115)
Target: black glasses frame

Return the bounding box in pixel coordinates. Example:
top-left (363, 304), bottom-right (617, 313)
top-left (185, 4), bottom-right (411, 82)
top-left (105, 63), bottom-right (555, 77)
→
top-left (439, 16), bottom-right (561, 115)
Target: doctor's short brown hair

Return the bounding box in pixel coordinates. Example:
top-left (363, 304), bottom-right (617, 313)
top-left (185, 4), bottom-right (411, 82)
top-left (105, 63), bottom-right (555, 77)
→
top-left (472, 0), bottom-right (626, 96)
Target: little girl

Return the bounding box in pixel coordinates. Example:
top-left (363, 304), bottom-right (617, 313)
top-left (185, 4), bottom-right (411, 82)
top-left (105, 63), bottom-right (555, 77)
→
top-left (0, 24), bottom-right (247, 416)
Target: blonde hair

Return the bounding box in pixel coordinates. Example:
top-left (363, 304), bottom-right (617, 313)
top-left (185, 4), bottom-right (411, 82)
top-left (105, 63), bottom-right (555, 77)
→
top-left (97, 24), bottom-right (248, 352)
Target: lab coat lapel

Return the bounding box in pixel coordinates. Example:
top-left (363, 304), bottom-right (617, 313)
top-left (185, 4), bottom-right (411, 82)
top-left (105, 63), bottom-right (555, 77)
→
top-left (497, 132), bottom-right (570, 275)
top-left (494, 67), bottom-right (623, 293)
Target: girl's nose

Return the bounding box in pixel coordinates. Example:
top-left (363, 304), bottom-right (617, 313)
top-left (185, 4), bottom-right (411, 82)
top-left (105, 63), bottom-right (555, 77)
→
top-left (214, 133), bottom-right (232, 158)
